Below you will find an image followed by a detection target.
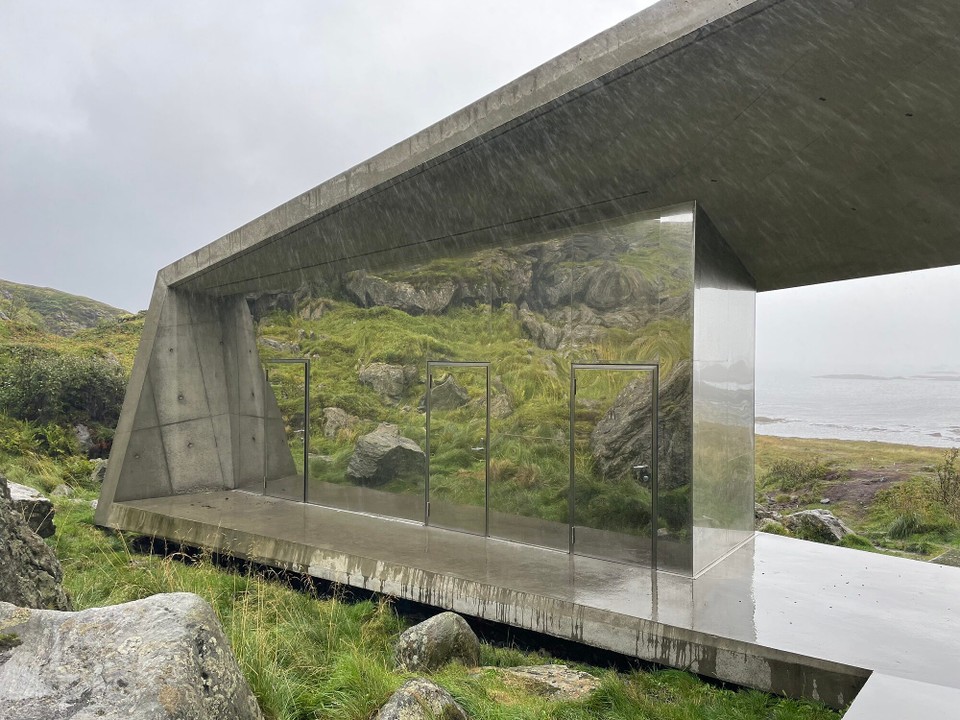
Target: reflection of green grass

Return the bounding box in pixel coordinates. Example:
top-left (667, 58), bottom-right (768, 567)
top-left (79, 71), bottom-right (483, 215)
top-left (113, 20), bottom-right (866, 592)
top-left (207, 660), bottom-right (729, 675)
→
top-left (257, 227), bottom-right (697, 538)
top-left (756, 436), bottom-right (960, 558)
top-left (259, 297), bottom-right (690, 533)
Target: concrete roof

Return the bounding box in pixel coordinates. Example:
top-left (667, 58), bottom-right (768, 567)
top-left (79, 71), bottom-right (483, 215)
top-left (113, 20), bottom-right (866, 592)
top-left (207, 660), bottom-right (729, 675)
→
top-left (166, 0), bottom-right (960, 295)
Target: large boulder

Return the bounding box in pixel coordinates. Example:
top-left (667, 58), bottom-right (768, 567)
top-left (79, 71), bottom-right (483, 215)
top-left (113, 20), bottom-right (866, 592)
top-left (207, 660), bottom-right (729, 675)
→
top-left (359, 363), bottom-right (419, 404)
top-left (590, 363), bottom-right (692, 491)
top-left (0, 476), bottom-right (70, 610)
top-left (0, 592), bottom-right (263, 720)
top-left (783, 509), bottom-right (852, 543)
top-left (395, 611), bottom-right (480, 672)
top-left (428, 374), bottom-right (470, 411)
top-left (7, 481), bottom-right (55, 538)
top-left (374, 679), bottom-right (468, 720)
top-left (346, 424), bottom-right (425, 488)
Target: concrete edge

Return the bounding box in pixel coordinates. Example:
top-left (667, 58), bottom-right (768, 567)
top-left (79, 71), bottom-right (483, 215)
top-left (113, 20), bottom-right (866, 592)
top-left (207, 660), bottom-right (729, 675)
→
top-left (103, 499), bottom-right (868, 709)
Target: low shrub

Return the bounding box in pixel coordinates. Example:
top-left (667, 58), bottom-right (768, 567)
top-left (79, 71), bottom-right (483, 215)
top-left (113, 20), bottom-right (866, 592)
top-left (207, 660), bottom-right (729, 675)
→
top-left (0, 349), bottom-right (125, 426)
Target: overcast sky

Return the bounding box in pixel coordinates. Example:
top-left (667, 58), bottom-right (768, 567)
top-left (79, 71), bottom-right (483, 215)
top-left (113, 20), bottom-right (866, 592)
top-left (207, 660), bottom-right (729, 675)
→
top-left (1, 1), bottom-right (958, 377)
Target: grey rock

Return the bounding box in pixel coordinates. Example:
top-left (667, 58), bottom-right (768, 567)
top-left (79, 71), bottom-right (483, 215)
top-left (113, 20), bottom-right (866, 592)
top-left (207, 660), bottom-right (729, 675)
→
top-left (0, 476), bottom-right (70, 610)
top-left (344, 270), bottom-right (457, 315)
top-left (754, 503), bottom-right (782, 523)
top-left (347, 424), bottom-right (425, 488)
top-left (359, 363), bottom-right (419, 404)
top-left (519, 307), bottom-right (561, 350)
top-left (581, 262), bottom-right (656, 311)
top-left (90, 458), bottom-right (109, 484)
top-left (0, 592), bottom-right (263, 720)
top-left (260, 337), bottom-right (299, 353)
top-left (490, 392), bottom-right (514, 419)
top-left (428, 374), bottom-right (470, 411)
top-left (322, 407), bottom-right (359, 439)
top-left (374, 678), bottom-right (468, 720)
top-left (783, 509), bottom-right (852, 543)
top-left (590, 363), bottom-right (692, 491)
top-left (395, 611), bottom-right (480, 672)
top-left (7, 482), bottom-right (55, 538)
top-left (51, 484), bottom-right (73, 498)
top-left (73, 423), bottom-right (94, 455)
top-left (479, 664), bottom-right (601, 700)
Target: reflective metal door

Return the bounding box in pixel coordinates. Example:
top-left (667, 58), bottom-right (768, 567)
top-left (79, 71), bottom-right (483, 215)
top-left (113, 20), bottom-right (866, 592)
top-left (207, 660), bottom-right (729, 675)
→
top-left (263, 358), bottom-right (310, 502)
top-left (570, 364), bottom-right (658, 566)
top-left (425, 362), bottom-right (490, 535)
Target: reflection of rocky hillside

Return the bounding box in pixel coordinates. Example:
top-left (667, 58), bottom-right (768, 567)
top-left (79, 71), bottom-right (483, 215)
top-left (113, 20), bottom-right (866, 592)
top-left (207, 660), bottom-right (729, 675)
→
top-left (263, 232), bottom-right (691, 356)
top-left (591, 362), bottom-right (692, 492)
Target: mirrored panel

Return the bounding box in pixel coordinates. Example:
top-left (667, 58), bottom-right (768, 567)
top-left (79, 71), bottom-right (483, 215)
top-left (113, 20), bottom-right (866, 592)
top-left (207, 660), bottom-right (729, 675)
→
top-left (426, 363), bottom-right (489, 535)
top-left (262, 359), bottom-right (308, 501)
top-left (572, 365), bottom-right (657, 565)
top-left (249, 203), bottom-right (699, 570)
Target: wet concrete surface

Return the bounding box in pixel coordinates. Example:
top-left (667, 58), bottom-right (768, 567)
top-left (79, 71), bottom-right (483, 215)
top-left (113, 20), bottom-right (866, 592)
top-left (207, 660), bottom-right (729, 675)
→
top-left (107, 491), bottom-right (960, 714)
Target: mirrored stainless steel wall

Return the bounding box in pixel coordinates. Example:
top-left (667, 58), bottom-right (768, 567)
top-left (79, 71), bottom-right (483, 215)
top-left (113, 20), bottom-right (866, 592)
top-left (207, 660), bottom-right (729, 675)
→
top-left (245, 201), bottom-right (754, 576)
top-left (692, 209), bottom-right (756, 573)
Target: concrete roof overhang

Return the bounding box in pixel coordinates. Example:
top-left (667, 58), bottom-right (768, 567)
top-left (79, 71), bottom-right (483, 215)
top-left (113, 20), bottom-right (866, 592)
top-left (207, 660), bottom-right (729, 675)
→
top-left (165, 0), bottom-right (960, 296)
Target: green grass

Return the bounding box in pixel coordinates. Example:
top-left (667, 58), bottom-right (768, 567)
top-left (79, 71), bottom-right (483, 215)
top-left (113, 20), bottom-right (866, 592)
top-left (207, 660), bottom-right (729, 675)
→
top-left (756, 436), bottom-right (960, 558)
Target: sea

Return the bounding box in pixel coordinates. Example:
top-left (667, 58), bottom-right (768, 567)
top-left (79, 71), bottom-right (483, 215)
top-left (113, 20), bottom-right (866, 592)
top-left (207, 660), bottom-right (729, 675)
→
top-left (755, 371), bottom-right (960, 448)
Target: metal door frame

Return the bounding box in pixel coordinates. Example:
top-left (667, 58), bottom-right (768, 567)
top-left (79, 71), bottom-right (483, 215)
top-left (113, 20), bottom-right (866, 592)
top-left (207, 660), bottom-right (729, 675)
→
top-left (569, 363), bottom-right (659, 566)
top-left (263, 358), bottom-right (311, 503)
top-left (424, 361), bottom-right (491, 532)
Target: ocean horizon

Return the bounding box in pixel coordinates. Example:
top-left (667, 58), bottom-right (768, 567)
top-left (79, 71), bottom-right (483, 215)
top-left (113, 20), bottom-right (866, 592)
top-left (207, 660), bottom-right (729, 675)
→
top-left (755, 371), bottom-right (960, 448)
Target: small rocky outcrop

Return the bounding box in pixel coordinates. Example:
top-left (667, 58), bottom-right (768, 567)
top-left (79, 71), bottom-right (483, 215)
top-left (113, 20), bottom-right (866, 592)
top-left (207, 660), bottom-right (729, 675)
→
top-left (346, 424), bottom-right (425, 488)
top-left (783, 509), bottom-right (852, 543)
top-left (359, 363), bottom-right (419, 404)
top-left (0, 476), bottom-right (70, 610)
top-left (428, 374), bottom-right (470, 411)
top-left (90, 459), bottom-right (109, 484)
top-left (7, 482), bottom-right (55, 538)
top-left (395, 611), bottom-right (480, 672)
top-left (0, 592), bottom-right (263, 720)
top-left (260, 337), bottom-right (299, 354)
top-left (374, 679), bottom-right (468, 720)
top-left (754, 503), bottom-right (782, 523)
top-left (344, 271), bottom-right (457, 316)
top-left (73, 423), bottom-right (94, 456)
top-left (322, 407), bottom-right (359, 439)
top-left (480, 664), bottom-right (601, 700)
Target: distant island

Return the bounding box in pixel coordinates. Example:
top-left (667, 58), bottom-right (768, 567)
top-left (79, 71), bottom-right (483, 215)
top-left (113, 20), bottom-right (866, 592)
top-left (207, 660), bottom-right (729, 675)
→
top-left (815, 373), bottom-right (960, 382)
top-left (814, 373), bottom-right (905, 380)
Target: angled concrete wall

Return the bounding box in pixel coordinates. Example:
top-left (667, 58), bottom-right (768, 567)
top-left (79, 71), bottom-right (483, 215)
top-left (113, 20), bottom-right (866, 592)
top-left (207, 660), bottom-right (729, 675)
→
top-left (95, 276), bottom-right (293, 525)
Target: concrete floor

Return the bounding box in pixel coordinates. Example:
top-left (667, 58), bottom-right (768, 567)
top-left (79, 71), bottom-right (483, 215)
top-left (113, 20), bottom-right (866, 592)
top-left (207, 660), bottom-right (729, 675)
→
top-left (104, 491), bottom-right (960, 715)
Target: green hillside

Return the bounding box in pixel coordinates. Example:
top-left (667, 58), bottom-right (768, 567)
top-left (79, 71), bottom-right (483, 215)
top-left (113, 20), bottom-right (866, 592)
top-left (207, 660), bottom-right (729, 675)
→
top-left (0, 278), bottom-right (130, 336)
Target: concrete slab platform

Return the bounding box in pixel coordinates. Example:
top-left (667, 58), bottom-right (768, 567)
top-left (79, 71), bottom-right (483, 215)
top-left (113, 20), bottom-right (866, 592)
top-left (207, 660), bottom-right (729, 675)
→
top-left (103, 491), bottom-right (960, 713)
